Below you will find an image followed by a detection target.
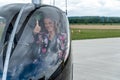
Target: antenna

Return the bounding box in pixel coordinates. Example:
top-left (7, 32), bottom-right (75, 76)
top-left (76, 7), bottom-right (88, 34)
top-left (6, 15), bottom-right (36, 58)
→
top-left (53, 0), bottom-right (55, 6)
top-left (65, 0), bottom-right (67, 15)
top-left (50, 0), bottom-right (52, 5)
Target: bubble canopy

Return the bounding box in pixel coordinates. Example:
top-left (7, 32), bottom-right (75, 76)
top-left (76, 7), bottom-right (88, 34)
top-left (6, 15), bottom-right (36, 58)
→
top-left (0, 4), bottom-right (70, 79)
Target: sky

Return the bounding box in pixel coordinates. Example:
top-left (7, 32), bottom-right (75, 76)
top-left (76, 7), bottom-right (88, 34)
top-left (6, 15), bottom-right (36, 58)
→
top-left (0, 0), bottom-right (120, 17)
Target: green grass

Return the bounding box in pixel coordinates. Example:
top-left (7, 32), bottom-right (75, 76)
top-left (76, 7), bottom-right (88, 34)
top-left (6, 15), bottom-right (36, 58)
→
top-left (71, 29), bottom-right (120, 40)
top-left (70, 23), bottom-right (120, 25)
top-left (0, 26), bottom-right (5, 40)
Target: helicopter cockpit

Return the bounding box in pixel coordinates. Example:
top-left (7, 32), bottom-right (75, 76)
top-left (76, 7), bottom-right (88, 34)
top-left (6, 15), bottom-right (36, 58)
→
top-left (0, 2), bottom-right (71, 80)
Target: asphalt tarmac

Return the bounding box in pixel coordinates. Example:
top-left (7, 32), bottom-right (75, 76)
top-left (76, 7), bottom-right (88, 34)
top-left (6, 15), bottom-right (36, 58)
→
top-left (72, 38), bottom-right (120, 80)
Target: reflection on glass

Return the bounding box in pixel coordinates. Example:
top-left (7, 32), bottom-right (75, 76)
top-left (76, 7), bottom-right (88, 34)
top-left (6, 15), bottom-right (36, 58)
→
top-left (0, 17), bottom-right (6, 40)
top-left (17, 12), bottom-right (68, 79)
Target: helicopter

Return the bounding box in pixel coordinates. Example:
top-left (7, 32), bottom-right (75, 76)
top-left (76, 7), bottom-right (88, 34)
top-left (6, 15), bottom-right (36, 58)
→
top-left (0, 0), bottom-right (72, 80)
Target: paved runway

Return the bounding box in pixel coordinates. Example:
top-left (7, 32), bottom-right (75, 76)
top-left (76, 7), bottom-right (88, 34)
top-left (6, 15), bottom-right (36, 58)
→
top-left (72, 38), bottom-right (120, 80)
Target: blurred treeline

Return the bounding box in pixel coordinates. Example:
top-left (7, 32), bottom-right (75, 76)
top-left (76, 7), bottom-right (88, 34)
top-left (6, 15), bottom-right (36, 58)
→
top-left (68, 16), bottom-right (120, 24)
top-left (0, 17), bottom-right (6, 23)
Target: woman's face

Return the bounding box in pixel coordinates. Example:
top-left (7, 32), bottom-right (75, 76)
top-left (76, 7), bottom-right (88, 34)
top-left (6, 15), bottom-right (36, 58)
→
top-left (44, 18), bottom-right (55, 32)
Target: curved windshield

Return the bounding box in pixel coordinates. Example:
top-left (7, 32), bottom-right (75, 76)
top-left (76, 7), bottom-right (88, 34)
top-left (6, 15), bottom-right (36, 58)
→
top-left (0, 17), bottom-right (6, 41)
top-left (7, 6), bottom-right (70, 79)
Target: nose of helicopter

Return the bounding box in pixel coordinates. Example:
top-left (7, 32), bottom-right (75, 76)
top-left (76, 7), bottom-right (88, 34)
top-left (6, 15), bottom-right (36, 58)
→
top-left (0, 3), bottom-right (71, 80)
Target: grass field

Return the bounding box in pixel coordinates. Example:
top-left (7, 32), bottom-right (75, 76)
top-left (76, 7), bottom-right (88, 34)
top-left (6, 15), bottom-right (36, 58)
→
top-left (70, 24), bottom-right (120, 40)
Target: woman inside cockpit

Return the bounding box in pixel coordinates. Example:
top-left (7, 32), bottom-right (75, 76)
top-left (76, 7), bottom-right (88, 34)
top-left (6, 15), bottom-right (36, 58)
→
top-left (33, 16), bottom-right (67, 62)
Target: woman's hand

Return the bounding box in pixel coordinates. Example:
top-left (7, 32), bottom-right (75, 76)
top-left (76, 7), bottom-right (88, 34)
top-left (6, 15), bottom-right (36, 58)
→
top-left (33, 20), bottom-right (41, 34)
